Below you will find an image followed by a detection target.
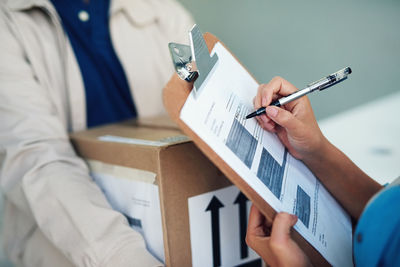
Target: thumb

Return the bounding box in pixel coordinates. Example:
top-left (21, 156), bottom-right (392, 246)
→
top-left (265, 106), bottom-right (302, 133)
top-left (270, 212), bottom-right (298, 245)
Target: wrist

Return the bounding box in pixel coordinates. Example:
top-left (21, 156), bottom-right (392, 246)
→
top-left (302, 136), bottom-right (333, 171)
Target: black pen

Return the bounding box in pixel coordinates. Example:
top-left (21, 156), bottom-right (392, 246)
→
top-left (246, 67), bottom-right (352, 119)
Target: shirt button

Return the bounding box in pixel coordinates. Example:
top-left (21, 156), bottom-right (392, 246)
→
top-left (356, 232), bottom-right (363, 243)
top-left (78, 10), bottom-right (90, 22)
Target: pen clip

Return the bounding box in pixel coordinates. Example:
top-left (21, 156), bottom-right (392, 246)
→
top-left (307, 67), bottom-right (352, 91)
top-left (307, 77), bottom-right (329, 91)
top-left (319, 76), bottom-right (348, 91)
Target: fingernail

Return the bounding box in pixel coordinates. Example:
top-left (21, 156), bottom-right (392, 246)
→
top-left (266, 106), bottom-right (278, 117)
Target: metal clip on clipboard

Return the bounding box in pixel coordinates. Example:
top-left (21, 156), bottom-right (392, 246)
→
top-left (168, 24), bottom-right (219, 98)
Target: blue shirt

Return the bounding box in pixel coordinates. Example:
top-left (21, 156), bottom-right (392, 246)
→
top-left (354, 179), bottom-right (400, 266)
top-left (51, 0), bottom-right (137, 128)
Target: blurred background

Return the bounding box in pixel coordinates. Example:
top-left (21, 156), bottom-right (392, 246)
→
top-left (175, 0), bottom-right (400, 185)
top-left (1, 0), bottom-right (399, 266)
top-left (177, 0), bottom-right (400, 120)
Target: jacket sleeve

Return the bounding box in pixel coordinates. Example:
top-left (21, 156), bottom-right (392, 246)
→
top-left (0, 8), bottom-right (162, 267)
top-left (157, 0), bottom-right (195, 45)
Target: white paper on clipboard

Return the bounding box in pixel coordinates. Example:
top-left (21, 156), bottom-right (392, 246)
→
top-left (180, 42), bottom-right (353, 267)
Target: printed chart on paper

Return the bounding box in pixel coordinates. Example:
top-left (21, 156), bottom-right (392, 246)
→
top-left (180, 42), bottom-right (353, 267)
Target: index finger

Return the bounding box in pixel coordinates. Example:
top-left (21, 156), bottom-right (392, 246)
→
top-left (259, 77), bottom-right (298, 107)
top-left (248, 204), bottom-right (265, 231)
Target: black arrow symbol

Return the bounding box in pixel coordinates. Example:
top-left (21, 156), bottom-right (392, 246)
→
top-left (234, 191), bottom-right (249, 259)
top-left (206, 196), bottom-right (224, 267)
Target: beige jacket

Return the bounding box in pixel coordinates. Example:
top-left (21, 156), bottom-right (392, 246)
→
top-left (0, 0), bottom-right (193, 266)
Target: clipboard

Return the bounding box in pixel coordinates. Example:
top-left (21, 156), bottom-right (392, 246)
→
top-left (163, 31), bottom-right (330, 266)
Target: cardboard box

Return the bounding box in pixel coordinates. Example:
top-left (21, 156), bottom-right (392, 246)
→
top-left (70, 118), bottom-right (262, 267)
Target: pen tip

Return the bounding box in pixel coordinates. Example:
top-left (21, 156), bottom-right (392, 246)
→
top-left (245, 112), bottom-right (255, 119)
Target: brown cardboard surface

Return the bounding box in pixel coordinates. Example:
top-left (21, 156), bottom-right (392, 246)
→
top-left (71, 119), bottom-right (182, 143)
top-left (159, 143), bottom-right (231, 266)
top-left (70, 119), bottom-right (232, 266)
top-left (162, 33), bottom-right (330, 266)
top-left (70, 119), bottom-right (187, 173)
top-left (137, 115), bottom-right (180, 130)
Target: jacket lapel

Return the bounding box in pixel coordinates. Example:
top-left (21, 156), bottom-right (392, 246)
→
top-left (5, 0), bottom-right (87, 132)
top-left (110, 0), bottom-right (158, 26)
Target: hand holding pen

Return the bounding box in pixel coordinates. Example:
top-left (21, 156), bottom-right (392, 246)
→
top-left (246, 67), bottom-right (352, 119)
top-left (250, 68), bottom-right (351, 159)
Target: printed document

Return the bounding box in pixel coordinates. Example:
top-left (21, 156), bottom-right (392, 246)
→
top-left (88, 160), bottom-right (165, 262)
top-left (180, 42), bottom-right (353, 266)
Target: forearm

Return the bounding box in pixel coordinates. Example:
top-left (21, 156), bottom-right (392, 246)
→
top-left (304, 138), bottom-right (382, 220)
top-left (1, 140), bottom-right (162, 266)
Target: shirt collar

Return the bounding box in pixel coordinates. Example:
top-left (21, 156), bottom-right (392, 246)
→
top-left (7, 0), bottom-right (158, 26)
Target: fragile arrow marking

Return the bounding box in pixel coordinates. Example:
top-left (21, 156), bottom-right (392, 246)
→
top-left (234, 192), bottom-right (249, 259)
top-left (206, 196), bottom-right (224, 267)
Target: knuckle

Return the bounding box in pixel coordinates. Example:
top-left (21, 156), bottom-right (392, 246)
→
top-left (271, 76), bottom-right (282, 82)
top-left (261, 88), bottom-right (268, 96)
top-left (261, 86), bottom-right (273, 98)
top-left (245, 235), bottom-right (254, 247)
top-left (276, 212), bottom-right (291, 222)
top-left (258, 83), bottom-right (267, 92)
top-left (269, 238), bottom-right (287, 253)
top-left (259, 85), bottom-right (269, 94)
top-left (275, 212), bottom-right (287, 221)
